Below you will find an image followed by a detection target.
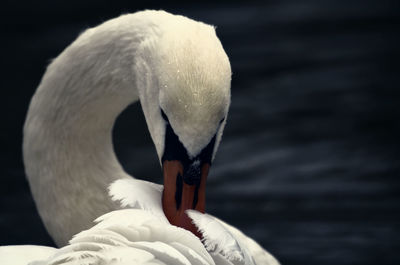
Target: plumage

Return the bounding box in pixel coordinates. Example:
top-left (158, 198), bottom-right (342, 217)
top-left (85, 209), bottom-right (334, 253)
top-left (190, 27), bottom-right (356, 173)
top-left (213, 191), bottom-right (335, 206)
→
top-left (1, 9), bottom-right (280, 265)
top-left (0, 182), bottom-right (279, 264)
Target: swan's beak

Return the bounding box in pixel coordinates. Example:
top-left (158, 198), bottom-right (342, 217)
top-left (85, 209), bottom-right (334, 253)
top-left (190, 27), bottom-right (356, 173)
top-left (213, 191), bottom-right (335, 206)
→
top-left (162, 160), bottom-right (209, 238)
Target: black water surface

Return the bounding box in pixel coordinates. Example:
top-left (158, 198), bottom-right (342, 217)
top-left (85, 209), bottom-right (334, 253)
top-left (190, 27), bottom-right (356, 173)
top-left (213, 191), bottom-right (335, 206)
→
top-left (1, 1), bottom-right (399, 265)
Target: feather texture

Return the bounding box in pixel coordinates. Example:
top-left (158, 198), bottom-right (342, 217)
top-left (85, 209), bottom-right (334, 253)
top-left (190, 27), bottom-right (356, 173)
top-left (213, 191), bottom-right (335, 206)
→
top-left (108, 179), bottom-right (166, 223)
top-left (187, 210), bottom-right (254, 265)
top-left (0, 189), bottom-right (279, 265)
top-left (109, 179), bottom-right (279, 265)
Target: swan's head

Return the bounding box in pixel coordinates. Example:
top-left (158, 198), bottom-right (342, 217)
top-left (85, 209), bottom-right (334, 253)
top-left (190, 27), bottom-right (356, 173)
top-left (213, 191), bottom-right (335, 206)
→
top-left (136, 18), bottom-right (231, 236)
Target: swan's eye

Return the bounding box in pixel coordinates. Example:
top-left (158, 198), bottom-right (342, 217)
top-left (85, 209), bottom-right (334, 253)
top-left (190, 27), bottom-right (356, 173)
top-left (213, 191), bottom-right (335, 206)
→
top-left (160, 109), bottom-right (169, 123)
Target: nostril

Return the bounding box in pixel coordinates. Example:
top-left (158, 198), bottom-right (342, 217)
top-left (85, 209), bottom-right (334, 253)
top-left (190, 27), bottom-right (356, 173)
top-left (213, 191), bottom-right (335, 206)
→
top-left (183, 160), bottom-right (201, 185)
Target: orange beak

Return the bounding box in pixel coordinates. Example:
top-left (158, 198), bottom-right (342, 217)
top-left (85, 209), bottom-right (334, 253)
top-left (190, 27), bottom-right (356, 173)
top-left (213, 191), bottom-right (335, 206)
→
top-left (162, 160), bottom-right (209, 238)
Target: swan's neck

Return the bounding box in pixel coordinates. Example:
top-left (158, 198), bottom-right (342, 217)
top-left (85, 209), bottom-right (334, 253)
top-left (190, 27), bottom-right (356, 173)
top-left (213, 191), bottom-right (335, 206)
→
top-left (23, 17), bottom-right (147, 245)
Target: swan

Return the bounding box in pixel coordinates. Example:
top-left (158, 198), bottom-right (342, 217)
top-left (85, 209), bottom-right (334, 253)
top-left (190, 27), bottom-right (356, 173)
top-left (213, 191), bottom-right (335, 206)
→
top-left (1, 9), bottom-right (279, 264)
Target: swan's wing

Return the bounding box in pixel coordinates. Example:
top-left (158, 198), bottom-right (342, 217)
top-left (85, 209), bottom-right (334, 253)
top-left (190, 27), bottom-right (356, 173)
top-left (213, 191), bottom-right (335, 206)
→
top-left (0, 245), bottom-right (56, 265)
top-left (92, 209), bottom-right (214, 264)
top-left (39, 209), bottom-right (215, 265)
top-left (109, 179), bottom-right (167, 223)
top-left (187, 210), bottom-right (280, 265)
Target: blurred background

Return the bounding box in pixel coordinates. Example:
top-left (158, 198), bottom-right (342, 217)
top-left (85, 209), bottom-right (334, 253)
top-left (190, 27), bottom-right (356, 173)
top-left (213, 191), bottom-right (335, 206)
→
top-left (1, 0), bottom-right (399, 264)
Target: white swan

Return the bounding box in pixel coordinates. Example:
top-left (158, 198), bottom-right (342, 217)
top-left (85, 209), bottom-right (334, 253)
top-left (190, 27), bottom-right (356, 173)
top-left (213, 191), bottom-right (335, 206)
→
top-left (1, 10), bottom-right (279, 265)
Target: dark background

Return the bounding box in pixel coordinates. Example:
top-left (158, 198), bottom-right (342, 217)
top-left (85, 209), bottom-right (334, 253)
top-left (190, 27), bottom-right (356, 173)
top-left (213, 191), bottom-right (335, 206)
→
top-left (1, 1), bottom-right (399, 264)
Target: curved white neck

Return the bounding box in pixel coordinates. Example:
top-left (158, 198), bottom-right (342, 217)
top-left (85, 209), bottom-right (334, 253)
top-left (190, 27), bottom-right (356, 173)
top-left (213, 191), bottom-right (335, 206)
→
top-left (23, 14), bottom-right (159, 246)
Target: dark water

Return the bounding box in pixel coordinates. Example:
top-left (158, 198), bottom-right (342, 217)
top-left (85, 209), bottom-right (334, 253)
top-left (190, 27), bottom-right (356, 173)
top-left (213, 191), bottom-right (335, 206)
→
top-left (1, 1), bottom-right (399, 265)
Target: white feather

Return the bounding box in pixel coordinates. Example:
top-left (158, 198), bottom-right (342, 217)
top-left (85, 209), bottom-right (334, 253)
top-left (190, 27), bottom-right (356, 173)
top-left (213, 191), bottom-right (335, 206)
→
top-left (207, 219), bottom-right (280, 265)
top-left (186, 210), bottom-right (254, 265)
top-left (108, 179), bottom-right (167, 223)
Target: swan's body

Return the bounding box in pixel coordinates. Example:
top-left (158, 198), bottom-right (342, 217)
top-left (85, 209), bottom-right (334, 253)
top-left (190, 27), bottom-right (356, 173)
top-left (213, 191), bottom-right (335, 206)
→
top-left (1, 207), bottom-right (278, 265)
top-left (1, 180), bottom-right (279, 265)
top-left (13, 9), bottom-right (280, 264)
